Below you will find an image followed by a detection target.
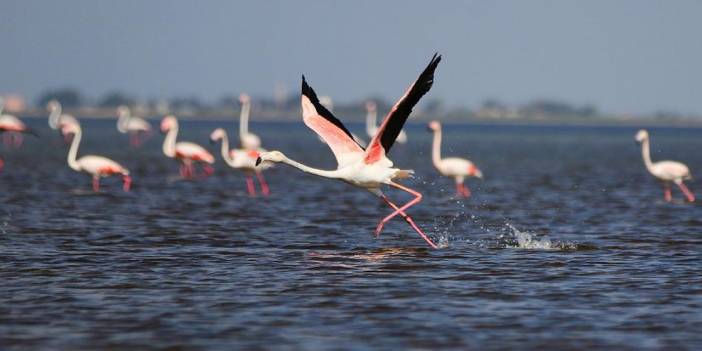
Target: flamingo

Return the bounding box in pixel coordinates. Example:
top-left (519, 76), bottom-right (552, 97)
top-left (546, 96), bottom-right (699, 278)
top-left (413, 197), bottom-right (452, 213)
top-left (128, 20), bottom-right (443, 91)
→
top-left (319, 95), bottom-right (367, 147)
top-left (161, 115), bottom-right (215, 178)
top-left (238, 93), bottom-right (262, 151)
top-left (427, 120), bottom-right (483, 197)
top-left (0, 96), bottom-right (35, 147)
top-left (47, 100), bottom-right (80, 143)
top-left (257, 54), bottom-right (442, 248)
top-left (210, 128), bottom-right (272, 196)
top-left (59, 122), bottom-right (131, 192)
top-left (635, 129), bottom-right (695, 202)
top-left (116, 105), bottom-right (152, 147)
top-left (366, 101), bottom-right (407, 144)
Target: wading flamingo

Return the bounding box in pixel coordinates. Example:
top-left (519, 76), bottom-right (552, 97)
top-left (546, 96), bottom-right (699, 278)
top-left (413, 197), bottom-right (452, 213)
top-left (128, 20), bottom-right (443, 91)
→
top-left (366, 101), bottom-right (407, 144)
top-left (161, 115), bottom-right (215, 178)
top-left (238, 94), bottom-right (261, 151)
top-left (117, 106), bottom-right (152, 146)
top-left (60, 123), bottom-right (131, 192)
top-left (635, 129), bottom-right (695, 202)
top-left (319, 95), bottom-right (367, 147)
top-left (47, 100), bottom-right (80, 143)
top-left (210, 128), bottom-right (272, 196)
top-left (257, 54), bottom-right (442, 248)
top-left (427, 121), bottom-right (483, 197)
top-left (0, 96), bottom-right (35, 147)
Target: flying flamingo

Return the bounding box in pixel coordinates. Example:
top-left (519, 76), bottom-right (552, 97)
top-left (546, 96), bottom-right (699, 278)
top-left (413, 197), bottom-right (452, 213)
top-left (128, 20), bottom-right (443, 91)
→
top-left (257, 54), bottom-right (442, 248)
top-left (635, 129), bottom-right (695, 202)
top-left (238, 93), bottom-right (262, 151)
top-left (319, 95), bottom-right (367, 147)
top-left (366, 101), bottom-right (407, 144)
top-left (427, 120), bottom-right (483, 197)
top-left (59, 122), bottom-right (131, 192)
top-left (117, 105), bottom-right (152, 146)
top-left (210, 128), bottom-right (272, 196)
top-left (161, 115), bottom-right (215, 178)
top-left (0, 96), bottom-right (35, 147)
top-left (47, 100), bottom-right (80, 143)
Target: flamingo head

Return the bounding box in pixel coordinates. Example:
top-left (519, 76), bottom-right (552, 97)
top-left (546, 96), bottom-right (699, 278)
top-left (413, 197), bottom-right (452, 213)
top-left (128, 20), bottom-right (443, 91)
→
top-left (365, 101), bottom-right (377, 112)
top-left (60, 121), bottom-right (80, 136)
top-left (473, 168), bottom-right (484, 179)
top-left (239, 93), bottom-right (251, 104)
top-left (117, 105), bottom-right (129, 116)
top-left (256, 150), bottom-right (285, 166)
top-left (210, 128), bottom-right (226, 143)
top-left (635, 129), bottom-right (649, 143)
top-left (427, 120), bottom-right (441, 131)
top-left (160, 115), bottom-right (177, 133)
top-left (47, 99), bottom-right (60, 111)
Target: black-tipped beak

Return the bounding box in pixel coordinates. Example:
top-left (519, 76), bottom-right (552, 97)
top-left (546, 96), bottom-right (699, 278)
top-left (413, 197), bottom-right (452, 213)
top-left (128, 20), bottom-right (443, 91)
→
top-left (255, 157), bottom-right (262, 166)
top-left (209, 138), bottom-right (216, 145)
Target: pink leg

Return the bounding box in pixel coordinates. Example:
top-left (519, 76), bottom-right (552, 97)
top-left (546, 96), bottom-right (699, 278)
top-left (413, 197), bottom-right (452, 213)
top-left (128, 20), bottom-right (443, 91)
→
top-left (201, 163), bottom-right (214, 177)
top-left (129, 133), bottom-right (139, 147)
top-left (255, 171), bottom-right (270, 196)
top-left (455, 182), bottom-right (463, 197)
top-left (375, 182), bottom-right (438, 249)
top-left (122, 175), bottom-right (132, 192)
top-left (677, 182), bottom-right (695, 202)
top-left (461, 183), bottom-right (471, 197)
top-left (0, 158), bottom-right (4, 171)
top-left (245, 176), bottom-right (256, 196)
top-left (664, 185), bottom-right (672, 202)
top-left (179, 163), bottom-right (188, 178)
top-left (92, 176), bottom-right (100, 192)
top-left (13, 133), bottom-right (23, 148)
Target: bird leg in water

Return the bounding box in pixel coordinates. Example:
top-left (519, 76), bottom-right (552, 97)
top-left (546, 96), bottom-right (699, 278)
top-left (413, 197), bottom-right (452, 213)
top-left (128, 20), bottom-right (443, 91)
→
top-left (677, 182), bottom-right (695, 202)
top-left (122, 175), bottom-right (132, 192)
top-left (92, 176), bottom-right (100, 192)
top-left (200, 164), bottom-right (214, 177)
top-left (256, 171), bottom-right (270, 196)
top-left (246, 176), bottom-right (256, 196)
top-left (374, 182), bottom-right (438, 249)
top-left (663, 184), bottom-right (672, 202)
top-left (455, 182), bottom-right (471, 198)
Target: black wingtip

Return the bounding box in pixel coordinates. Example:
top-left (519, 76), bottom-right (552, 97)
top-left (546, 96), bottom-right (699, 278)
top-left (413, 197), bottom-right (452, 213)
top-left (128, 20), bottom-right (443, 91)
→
top-left (255, 157), bottom-right (262, 166)
top-left (300, 75), bottom-right (318, 102)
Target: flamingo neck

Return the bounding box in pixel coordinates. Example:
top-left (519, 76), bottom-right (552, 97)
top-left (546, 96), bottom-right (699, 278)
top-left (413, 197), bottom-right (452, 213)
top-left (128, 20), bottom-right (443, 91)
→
top-left (0, 99), bottom-right (4, 114)
top-left (366, 109), bottom-right (377, 136)
top-left (216, 132), bottom-right (237, 167)
top-left (117, 109), bottom-right (130, 133)
top-left (48, 106), bottom-right (61, 129)
top-left (67, 127), bottom-right (82, 171)
top-left (640, 138), bottom-right (654, 171)
top-left (239, 100), bottom-right (251, 139)
top-left (163, 123), bottom-right (179, 158)
top-left (280, 155), bottom-right (341, 179)
top-left (431, 128), bottom-right (443, 169)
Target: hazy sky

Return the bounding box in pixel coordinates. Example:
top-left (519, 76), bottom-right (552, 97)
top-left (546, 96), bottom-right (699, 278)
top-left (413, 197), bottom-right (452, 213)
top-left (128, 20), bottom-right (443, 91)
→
top-left (2, 0), bottom-right (702, 114)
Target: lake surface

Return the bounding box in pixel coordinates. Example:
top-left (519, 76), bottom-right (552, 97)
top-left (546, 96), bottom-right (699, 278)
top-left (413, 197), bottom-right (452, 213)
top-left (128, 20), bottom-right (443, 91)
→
top-left (1, 119), bottom-right (701, 350)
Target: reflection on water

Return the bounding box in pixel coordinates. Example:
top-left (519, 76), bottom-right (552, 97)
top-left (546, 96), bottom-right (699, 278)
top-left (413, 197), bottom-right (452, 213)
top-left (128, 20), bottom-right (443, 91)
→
top-left (1, 119), bottom-right (701, 349)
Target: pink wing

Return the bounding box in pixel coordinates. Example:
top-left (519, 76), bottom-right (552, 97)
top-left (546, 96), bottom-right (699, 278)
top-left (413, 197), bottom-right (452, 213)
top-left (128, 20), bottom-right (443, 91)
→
top-left (365, 54), bottom-right (441, 164)
top-left (301, 76), bottom-right (364, 166)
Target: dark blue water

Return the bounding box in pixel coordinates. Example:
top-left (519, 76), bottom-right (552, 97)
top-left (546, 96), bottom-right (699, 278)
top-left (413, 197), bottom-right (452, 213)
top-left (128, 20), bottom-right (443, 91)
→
top-left (1, 119), bottom-right (701, 350)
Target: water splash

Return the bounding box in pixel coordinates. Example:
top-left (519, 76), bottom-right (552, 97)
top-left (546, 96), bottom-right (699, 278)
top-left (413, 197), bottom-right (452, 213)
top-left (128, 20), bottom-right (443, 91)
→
top-left (503, 223), bottom-right (554, 249)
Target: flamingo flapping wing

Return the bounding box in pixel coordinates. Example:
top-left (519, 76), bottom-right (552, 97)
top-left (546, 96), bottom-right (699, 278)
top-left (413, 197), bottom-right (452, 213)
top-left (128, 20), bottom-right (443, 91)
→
top-left (364, 54), bottom-right (441, 164)
top-left (301, 76), bottom-right (365, 167)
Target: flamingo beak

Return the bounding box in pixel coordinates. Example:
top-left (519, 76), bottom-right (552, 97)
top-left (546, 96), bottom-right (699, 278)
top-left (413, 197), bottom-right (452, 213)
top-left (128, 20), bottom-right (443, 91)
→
top-left (475, 169), bottom-right (484, 179)
top-left (255, 157), bottom-right (262, 166)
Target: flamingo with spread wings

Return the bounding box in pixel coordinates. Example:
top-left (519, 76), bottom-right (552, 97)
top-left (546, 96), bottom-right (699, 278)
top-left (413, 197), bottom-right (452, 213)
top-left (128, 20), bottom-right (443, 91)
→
top-left (366, 100), bottom-right (407, 144)
top-left (257, 54), bottom-right (442, 248)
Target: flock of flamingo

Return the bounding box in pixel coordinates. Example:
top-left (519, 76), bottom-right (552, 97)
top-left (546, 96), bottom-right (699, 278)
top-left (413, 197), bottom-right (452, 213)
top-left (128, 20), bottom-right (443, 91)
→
top-left (0, 54), bottom-right (697, 247)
